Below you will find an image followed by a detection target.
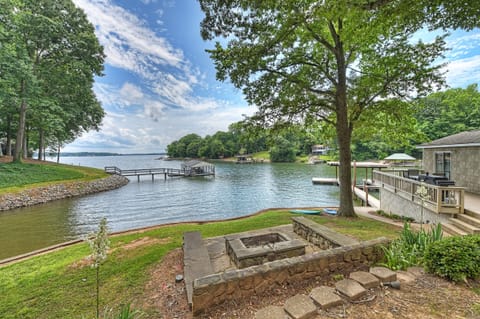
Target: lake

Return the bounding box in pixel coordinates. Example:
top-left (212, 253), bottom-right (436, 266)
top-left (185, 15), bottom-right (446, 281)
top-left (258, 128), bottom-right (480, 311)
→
top-left (0, 155), bottom-right (340, 260)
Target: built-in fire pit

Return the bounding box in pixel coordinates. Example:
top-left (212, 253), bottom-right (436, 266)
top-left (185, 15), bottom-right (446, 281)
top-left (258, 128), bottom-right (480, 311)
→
top-left (225, 231), bottom-right (306, 269)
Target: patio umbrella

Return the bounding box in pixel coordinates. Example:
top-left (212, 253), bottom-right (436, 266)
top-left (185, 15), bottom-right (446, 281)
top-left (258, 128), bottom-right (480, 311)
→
top-left (384, 153), bottom-right (416, 161)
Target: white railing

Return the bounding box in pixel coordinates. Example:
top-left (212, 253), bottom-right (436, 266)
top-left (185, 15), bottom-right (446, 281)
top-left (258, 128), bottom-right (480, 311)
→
top-left (373, 170), bottom-right (464, 215)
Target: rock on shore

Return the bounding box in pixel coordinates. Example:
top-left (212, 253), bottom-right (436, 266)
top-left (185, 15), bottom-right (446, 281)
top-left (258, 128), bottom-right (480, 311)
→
top-left (0, 175), bottom-right (129, 211)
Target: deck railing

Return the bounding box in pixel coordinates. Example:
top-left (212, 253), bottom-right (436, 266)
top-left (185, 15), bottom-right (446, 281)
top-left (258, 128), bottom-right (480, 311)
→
top-left (373, 170), bottom-right (464, 215)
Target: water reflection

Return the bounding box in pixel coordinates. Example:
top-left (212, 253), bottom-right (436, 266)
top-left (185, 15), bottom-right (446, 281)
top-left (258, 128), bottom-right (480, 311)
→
top-left (0, 156), bottom-right (339, 259)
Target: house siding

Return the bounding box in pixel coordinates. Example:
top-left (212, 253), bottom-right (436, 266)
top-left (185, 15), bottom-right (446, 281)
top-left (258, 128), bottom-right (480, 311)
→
top-left (423, 146), bottom-right (480, 194)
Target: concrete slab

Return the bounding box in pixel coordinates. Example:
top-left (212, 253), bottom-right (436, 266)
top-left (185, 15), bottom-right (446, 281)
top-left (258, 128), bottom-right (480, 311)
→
top-left (284, 294), bottom-right (317, 319)
top-left (349, 271), bottom-right (380, 289)
top-left (370, 266), bottom-right (397, 283)
top-left (310, 286), bottom-right (343, 309)
top-left (335, 279), bottom-right (367, 301)
top-left (254, 306), bottom-right (287, 319)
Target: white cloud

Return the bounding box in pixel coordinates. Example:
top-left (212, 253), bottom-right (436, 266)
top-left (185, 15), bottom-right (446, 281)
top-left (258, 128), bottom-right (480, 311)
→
top-left (444, 55), bottom-right (480, 87)
top-left (73, 0), bottom-right (183, 70)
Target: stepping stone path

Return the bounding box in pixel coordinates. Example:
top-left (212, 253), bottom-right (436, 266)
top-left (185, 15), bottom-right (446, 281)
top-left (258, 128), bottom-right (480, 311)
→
top-left (349, 271), bottom-right (380, 289)
top-left (255, 267), bottom-right (398, 318)
top-left (284, 294), bottom-right (317, 319)
top-left (310, 286), bottom-right (343, 309)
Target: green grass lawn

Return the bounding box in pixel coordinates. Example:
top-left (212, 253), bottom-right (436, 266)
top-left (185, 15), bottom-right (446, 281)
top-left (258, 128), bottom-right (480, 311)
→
top-left (0, 162), bottom-right (108, 193)
top-left (0, 210), bottom-right (401, 319)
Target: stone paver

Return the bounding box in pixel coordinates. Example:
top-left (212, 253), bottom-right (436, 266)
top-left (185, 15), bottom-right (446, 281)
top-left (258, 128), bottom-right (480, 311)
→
top-left (310, 286), bottom-right (343, 309)
top-left (349, 271), bottom-right (380, 289)
top-left (335, 279), bottom-right (367, 301)
top-left (254, 306), bottom-right (287, 319)
top-left (284, 294), bottom-right (317, 319)
top-left (370, 266), bottom-right (397, 283)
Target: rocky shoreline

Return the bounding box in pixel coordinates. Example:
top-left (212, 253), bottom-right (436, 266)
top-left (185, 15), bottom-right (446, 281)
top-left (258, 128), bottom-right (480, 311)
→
top-left (0, 175), bottom-right (129, 211)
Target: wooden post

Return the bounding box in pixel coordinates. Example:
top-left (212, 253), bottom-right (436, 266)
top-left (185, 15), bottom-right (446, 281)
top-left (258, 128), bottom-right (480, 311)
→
top-left (137, 175), bottom-right (140, 182)
top-left (365, 181), bottom-right (369, 207)
top-left (152, 174), bottom-right (154, 182)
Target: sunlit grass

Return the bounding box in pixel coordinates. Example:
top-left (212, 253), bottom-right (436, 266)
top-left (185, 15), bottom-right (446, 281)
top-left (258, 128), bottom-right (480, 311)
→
top-left (0, 161), bottom-right (108, 194)
top-left (0, 210), bottom-right (401, 319)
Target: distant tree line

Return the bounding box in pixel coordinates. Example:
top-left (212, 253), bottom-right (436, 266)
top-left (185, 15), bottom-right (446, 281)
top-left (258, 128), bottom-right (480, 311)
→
top-left (168, 85), bottom-right (480, 162)
top-left (166, 121), bottom-right (329, 162)
top-left (0, 0), bottom-right (105, 162)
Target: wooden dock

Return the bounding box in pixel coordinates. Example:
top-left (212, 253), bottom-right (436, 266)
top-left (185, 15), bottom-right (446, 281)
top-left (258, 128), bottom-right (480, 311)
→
top-left (105, 166), bottom-right (214, 182)
top-left (312, 177), bottom-right (339, 185)
top-left (353, 186), bottom-right (380, 209)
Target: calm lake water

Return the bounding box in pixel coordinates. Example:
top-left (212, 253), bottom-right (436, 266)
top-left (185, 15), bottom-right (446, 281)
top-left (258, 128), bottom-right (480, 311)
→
top-left (0, 155), bottom-right (341, 260)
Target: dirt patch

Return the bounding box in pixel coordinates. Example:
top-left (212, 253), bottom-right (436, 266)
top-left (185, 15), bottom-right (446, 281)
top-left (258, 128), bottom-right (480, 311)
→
top-left (143, 248), bottom-right (192, 319)
top-left (142, 250), bottom-right (480, 319)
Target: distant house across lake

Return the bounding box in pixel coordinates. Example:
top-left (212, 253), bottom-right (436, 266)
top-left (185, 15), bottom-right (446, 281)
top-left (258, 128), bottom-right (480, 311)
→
top-left (311, 144), bottom-right (330, 155)
top-left (417, 130), bottom-right (480, 195)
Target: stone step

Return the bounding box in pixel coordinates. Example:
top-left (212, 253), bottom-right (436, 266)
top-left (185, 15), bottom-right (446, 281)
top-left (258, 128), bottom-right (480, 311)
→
top-left (369, 266), bottom-right (397, 283)
top-left (335, 279), bottom-right (367, 301)
top-left (284, 294), bottom-right (317, 319)
top-left (254, 306), bottom-right (287, 319)
top-left (310, 286), bottom-right (343, 309)
top-left (457, 213), bottom-right (480, 228)
top-left (442, 222), bottom-right (468, 236)
top-left (449, 218), bottom-right (480, 234)
top-left (349, 271), bottom-right (380, 289)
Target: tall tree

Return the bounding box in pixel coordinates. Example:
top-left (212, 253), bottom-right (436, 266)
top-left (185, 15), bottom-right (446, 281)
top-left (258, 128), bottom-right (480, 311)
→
top-left (199, 0), bottom-right (445, 216)
top-left (2, 0), bottom-right (104, 162)
top-left (415, 84), bottom-right (480, 141)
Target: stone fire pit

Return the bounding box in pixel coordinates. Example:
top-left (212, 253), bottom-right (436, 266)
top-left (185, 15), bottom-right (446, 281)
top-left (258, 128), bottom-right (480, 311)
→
top-left (225, 230), bottom-right (306, 268)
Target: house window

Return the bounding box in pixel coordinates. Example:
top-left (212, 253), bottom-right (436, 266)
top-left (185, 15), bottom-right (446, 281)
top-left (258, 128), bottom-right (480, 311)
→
top-left (435, 152), bottom-right (451, 179)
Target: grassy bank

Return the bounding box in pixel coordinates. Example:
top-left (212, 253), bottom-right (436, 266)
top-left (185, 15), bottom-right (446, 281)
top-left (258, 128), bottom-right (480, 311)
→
top-left (0, 210), bottom-right (401, 319)
top-left (0, 160), bottom-right (108, 194)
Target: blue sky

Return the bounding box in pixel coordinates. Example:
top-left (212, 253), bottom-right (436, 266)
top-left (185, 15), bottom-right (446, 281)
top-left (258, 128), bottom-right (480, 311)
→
top-left (66, 0), bottom-right (480, 154)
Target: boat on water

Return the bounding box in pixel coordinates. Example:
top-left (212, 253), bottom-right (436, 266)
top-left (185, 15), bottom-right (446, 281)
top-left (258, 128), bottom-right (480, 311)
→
top-left (289, 209), bottom-right (322, 215)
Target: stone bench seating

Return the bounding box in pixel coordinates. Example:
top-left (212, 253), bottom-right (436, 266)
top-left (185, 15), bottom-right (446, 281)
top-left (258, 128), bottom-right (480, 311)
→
top-left (292, 216), bottom-right (359, 248)
top-left (183, 231), bottom-right (214, 309)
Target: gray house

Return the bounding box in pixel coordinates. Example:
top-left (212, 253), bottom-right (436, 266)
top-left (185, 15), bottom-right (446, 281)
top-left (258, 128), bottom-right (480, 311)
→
top-left (417, 130), bottom-right (480, 195)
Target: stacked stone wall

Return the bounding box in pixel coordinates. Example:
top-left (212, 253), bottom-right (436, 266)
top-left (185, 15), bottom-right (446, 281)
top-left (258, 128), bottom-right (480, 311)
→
top-left (192, 237), bottom-right (388, 314)
top-left (0, 175), bottom-right (129, 211)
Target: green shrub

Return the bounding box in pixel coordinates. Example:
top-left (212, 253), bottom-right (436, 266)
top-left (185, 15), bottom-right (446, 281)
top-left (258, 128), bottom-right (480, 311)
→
top-left (424, 234), bottom-right (480, 282)
top-left (380, 222), bottom-right (443, 271)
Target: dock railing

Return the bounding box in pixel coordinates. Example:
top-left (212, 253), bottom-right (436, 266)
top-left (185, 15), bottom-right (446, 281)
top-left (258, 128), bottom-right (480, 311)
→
top-left (373, 170), bottom-right (464, 215)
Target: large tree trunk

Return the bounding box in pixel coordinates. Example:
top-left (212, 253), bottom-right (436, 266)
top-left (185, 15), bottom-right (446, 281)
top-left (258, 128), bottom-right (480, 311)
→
top-left (333, 22), bottom-right (356, 217)
top-left (38, 128), bottom-right (44, 161)
top-left (13, 80), bottom-right (27, 163)
top-left (6, 115), bottom-right (12, 156)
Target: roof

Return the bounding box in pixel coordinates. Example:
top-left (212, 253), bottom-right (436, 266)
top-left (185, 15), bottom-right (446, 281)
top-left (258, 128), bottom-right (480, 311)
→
top-left (327, 161), bottom-right (389, 168)
top-left (417, 130), bottom-right (480, 149)
top-left (384, 153), bottom-right (416, 160)
top-left (183, 160), bottom-right (214, 168)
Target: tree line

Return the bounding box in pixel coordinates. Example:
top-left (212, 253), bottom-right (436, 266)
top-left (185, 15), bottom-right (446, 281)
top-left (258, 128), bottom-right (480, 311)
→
top-left (166, 121), bottom-right (330, 162)
top-left (0, 0), bottom-right (104, 162)
top-left (168, 84), bottom-right (480, 162)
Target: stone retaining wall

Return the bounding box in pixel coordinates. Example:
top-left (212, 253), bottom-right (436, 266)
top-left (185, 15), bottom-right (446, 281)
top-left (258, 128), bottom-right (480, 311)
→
top-left (292, 216), bottom-right (359, 249)
top-left (192, 237), bottom-right (388, 314)
top-left (0, 175), bottom-right (129, 211)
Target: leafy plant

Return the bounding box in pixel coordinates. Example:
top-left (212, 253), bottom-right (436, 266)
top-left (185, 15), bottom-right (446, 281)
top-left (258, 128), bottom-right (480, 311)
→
top-left (103, 304), bottom-right (145, 319)
top-left (380, 222), bottom-right (443, 270)
top-left (424, 234), bottom-right (480, 282)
